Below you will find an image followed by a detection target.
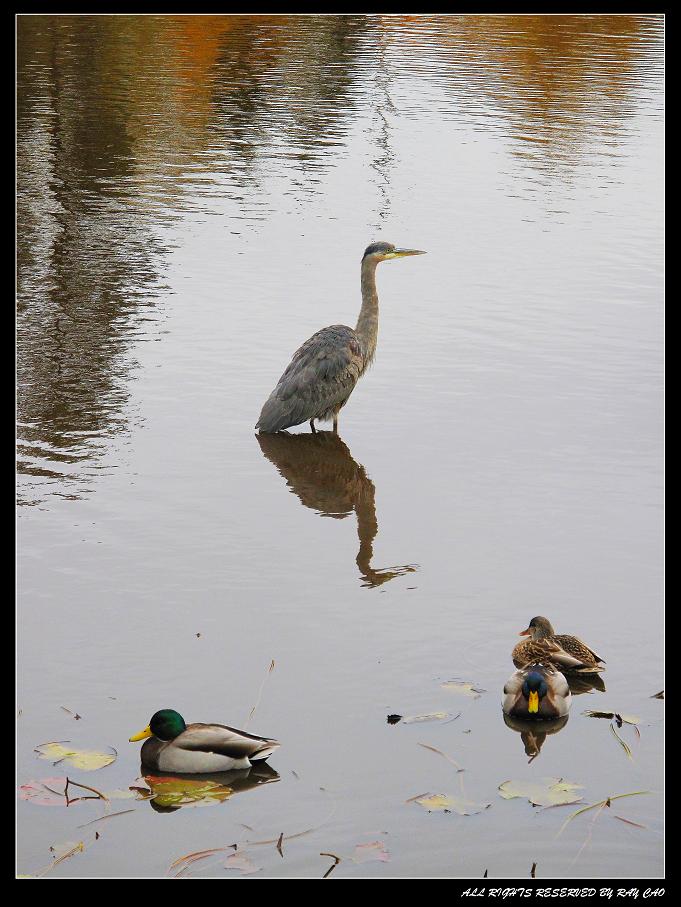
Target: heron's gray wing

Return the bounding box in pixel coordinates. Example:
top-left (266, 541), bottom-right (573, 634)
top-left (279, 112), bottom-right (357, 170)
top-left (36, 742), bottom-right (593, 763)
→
top-left (256, 325), bottom-right (364, 432)
top-left (180, 724), bottom-right (280, 759)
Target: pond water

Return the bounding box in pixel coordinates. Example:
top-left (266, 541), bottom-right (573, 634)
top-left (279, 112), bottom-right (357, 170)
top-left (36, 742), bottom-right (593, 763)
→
top-left (17, 14), bottom-right (663, 878)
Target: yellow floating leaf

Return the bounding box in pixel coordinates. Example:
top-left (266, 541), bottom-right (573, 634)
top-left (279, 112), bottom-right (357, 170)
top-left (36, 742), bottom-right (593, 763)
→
top-left (498, 777), bottom-right (584, 807)
top-left (414, 792), bottom-right (490, 815)
top-left (35, 742), bottom-right (116, 771)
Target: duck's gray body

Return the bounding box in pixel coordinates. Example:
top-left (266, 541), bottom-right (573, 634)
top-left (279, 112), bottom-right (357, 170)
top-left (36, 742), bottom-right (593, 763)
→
top-left (141, 723), bottom-right (280, 774)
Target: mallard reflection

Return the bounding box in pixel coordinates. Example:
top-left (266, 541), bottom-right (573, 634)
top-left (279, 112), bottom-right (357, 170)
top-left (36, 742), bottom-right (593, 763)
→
top-left (256, 430), bottom-right (417, 588)
top-left (503, 712), bottom-right (569, 762)
top-left (565, 672), bottom-right (606, 695)
top-left (135, 761), bottom-right (280, 813)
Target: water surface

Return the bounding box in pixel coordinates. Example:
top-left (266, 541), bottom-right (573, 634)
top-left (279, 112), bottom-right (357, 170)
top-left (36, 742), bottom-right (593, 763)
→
top-left (17, 14), bottom-right (663, 878)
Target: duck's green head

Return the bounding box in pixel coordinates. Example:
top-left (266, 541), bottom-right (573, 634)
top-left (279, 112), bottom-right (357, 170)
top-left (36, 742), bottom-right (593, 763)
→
top-left (129, 709), bottom-right (187, 743)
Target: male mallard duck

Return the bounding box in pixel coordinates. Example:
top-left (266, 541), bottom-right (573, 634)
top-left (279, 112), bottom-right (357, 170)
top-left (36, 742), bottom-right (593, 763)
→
top-left (512, 616), bottom-right (605, 673)
top-left (129, 709), bottom-right (280, 774)
top-left (502, 662), bottom-right (572, 719)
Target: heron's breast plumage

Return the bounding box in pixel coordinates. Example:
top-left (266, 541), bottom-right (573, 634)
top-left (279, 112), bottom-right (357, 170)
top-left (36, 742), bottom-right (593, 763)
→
top-left (256, 325), bottom-right (366, 431)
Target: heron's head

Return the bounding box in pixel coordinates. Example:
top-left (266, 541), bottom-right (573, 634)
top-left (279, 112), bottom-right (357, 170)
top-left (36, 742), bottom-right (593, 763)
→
top-left (362, 242), bottom-right (426, 263)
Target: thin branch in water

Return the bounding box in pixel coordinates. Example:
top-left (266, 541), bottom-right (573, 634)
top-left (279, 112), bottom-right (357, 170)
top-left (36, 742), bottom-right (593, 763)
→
top-left (244, 659), bottom-right (275, 729)
top-left (556, 791), bottom-right (651, 838)
top-left (570, 799), bottom-right (610, 866)
top-left (321, 852), bottom-right (341, 878)
top-left (77, 809), bottom-right (135, 828)
top-left (65, 777), bottom-right (110, 806)
top-left (613, 815), bottom-right (647, 829)
top-left (417, 742), bottom-right (464, 772)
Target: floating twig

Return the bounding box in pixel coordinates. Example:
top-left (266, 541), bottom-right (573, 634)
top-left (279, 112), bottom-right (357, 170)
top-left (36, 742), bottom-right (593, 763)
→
top-left (244, 659), bottom-right (275, 729)
top-left (557, 791), bottom-right (651, 838)
top-left (321, 852), bottom-right (341, 878)
top-left (77, 809), bottom-right (135, 828)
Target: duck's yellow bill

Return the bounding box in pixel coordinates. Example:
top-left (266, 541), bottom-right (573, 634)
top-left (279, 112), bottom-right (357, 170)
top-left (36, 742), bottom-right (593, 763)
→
top-left (129, 725), bottom-right (153, 742)
top-left (528, 691), bottom-right (539, 713)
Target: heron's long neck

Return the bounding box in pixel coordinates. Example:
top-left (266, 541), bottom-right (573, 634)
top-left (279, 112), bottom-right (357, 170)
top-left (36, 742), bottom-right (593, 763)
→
top-left (356, 257), bottom-right (379, 364)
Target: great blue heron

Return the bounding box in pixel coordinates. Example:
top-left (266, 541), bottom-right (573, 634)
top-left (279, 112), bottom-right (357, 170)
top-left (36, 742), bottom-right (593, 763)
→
top-left (256, 242), bottom-right (426, 433)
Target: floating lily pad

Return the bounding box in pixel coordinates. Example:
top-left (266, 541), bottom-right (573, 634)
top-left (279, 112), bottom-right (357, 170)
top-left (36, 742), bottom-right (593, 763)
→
top-left (498, 777), bottom-right (584, 807)
top-left (413, 792), bottom-right (491, 815)
top-left (34, 742), bottom-right (116, 771)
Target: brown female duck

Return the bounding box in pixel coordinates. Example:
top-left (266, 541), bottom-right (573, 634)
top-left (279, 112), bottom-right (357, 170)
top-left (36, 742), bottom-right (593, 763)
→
top-left (512, 616), bottom-right (605, 674)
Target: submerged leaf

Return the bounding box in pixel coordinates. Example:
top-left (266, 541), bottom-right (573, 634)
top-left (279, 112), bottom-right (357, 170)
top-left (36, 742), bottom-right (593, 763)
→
top-left (440, 681), bottom-right (485, 698)
top-left (18, 777), bottom-right (68, 806)
top-left (35, 742), bottom-right (116, 771)
top-left (413, 792), bottom-right (491, 815)
top-left (402, 712), bottom-right (449, 724)
top-left (498, 778), bottom-right (584, 807)
top-left (353, 841), bottom-right (390, 863)
top-left (224, 851), bottom-right (260, 874)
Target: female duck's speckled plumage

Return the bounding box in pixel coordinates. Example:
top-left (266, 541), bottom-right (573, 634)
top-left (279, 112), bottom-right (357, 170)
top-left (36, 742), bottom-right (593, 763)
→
top-left (129, 709), bottom-right (280, 775)
top-left (502, 662), bottom-right (572, 719)
top-left (512, 616), bottom-right (605, 674)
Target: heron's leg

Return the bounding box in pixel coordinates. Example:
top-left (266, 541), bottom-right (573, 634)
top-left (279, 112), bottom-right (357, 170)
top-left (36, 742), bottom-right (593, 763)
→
top-left (310, 419), bottom-right (316, 433)
top-left (333, 414), bottom-right (338, 434)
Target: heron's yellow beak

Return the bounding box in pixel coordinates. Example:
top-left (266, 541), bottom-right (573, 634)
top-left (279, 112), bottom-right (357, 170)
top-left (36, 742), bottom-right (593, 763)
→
top-left (129, 725), bottom-right (153, 742)
top-left (389, 248), bottom-right (426, 258)
top-left (528, 691), bottom-right (539, 713)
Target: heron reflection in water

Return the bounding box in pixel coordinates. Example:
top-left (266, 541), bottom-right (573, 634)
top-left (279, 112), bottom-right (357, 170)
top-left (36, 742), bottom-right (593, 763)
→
top-left (256, 430), bottom-right (417, 588)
